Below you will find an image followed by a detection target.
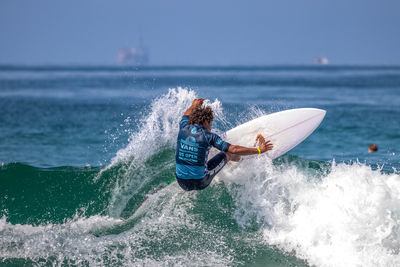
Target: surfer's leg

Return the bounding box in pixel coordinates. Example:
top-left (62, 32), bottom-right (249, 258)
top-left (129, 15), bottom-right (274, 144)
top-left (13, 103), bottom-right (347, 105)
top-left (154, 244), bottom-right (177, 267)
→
top-left (196, 152), bottom-right (228, 189)
top-left (206, 152), bottom-right (228, 176)
top-left (177, 178), bottom-right (202, 191)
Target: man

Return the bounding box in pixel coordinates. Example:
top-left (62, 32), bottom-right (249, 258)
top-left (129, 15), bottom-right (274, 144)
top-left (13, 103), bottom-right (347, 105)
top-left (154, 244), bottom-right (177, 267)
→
top-left (368, 144), bottom-right (378, 153)
top-left (176, 98), bottom-right (273, 191)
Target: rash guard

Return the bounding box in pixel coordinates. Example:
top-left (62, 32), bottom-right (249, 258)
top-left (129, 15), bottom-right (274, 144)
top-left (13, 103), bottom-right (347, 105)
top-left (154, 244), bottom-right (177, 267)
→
top-left (175, 116), bottom-right (230, 179)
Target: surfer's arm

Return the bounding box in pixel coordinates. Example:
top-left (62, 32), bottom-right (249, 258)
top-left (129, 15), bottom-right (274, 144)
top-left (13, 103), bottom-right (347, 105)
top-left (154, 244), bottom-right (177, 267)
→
top-left (183, 98), bottom-right (205, 116)
top-left (227, 144), bottom-right (270, 155)
top-left (228, 136), bottom-right (273, 155)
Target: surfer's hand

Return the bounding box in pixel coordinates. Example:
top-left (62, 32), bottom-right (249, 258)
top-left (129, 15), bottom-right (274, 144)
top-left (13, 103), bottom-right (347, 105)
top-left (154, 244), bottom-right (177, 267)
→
top-left (259, 140), bottom-right (273, 153)
top-left (192, 98), bottom-right (205, 107)
top-left (255, 134), bottom-right (266, 144)
top-left (184, 98), bottom-right (205, 116)
top-left (256, 134), bottom-right (273, 153)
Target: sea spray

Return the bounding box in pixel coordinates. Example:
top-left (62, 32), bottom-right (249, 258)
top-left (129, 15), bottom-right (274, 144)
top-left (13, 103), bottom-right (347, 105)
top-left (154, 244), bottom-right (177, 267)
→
top-left (223, 158), bottom-right (400, 267)
top-left (101, 88), bottom-right (225, 218)
top-left (109, 87), bottom-right (224, 166)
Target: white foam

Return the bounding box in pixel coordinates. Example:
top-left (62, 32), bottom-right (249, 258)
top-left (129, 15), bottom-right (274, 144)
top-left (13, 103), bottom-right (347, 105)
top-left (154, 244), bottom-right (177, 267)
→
top-left (223, 159), bottom-right (400, 267)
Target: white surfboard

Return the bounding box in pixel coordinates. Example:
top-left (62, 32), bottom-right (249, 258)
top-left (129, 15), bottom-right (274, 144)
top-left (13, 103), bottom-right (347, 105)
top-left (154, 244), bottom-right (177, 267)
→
top-left (223, 108), bottom-right (326, 159)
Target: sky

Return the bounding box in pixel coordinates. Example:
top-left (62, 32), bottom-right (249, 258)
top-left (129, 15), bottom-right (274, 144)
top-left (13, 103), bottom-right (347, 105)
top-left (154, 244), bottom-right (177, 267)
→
top-left (0, 0), bottom-right (400, 65)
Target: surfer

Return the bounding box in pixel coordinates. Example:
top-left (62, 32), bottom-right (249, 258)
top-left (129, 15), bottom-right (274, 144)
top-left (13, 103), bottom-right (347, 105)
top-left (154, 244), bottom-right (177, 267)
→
top-left (176, 98), bottom-right (273, 191)
top-left (368, 144), bottom-right (378, 153)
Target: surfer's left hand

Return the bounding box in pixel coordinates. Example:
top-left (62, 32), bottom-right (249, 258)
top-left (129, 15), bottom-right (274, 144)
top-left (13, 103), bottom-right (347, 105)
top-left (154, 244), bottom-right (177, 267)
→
top-left (254, 134), bottom-right (266, 146)
top-left (255, 134), bottom-right (273, 153)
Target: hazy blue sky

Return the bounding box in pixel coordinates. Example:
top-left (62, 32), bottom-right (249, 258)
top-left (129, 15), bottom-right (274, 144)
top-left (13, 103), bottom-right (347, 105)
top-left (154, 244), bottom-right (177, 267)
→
top-left (1, 0), bottom-right (399, 65)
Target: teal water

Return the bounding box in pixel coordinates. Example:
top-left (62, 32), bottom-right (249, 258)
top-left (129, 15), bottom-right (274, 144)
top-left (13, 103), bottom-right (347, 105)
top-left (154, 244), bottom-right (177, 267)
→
top-left (1, 66), bottom-right (400, 266)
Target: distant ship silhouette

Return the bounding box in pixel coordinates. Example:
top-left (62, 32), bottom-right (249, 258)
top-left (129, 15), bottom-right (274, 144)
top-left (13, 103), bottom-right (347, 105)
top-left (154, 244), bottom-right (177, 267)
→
top-left (117, 39), bottom-right (149, 65)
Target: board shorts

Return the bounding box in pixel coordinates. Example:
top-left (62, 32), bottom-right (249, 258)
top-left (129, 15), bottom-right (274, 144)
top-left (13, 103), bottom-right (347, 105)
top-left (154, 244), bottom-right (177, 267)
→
top-left (177, 152), bottom-right (227, 191)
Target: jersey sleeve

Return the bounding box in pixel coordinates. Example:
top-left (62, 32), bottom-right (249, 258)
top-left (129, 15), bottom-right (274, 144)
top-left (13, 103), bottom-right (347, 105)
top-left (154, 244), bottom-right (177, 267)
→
top-left (208, 132), bottom-right (231, 152)
top-left (179, 116), bottom-right (190, 129)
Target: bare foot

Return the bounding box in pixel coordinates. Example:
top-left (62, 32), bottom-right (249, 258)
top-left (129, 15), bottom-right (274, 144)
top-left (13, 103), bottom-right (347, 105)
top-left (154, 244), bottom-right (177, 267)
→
top-left (225, 152), bottom-right (241, 162)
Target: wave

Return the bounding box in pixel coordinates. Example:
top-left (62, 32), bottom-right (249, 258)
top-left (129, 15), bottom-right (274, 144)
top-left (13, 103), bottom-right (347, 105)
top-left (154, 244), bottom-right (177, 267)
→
top-left (220, 156), bottom-right (400, 267)
top-left (1, 88), bottom-right (399, 266)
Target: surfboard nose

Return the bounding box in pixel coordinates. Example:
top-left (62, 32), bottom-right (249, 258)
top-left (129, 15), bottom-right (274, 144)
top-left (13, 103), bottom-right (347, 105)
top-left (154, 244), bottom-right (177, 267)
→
top-left (303, 108), bottom-right (326, 115)
top-left (300, 108), bottom-right (326, 122)
top-left (315, 108), bottom-right (327, 122)
top-left (316, 108), bottom-right (327, 116)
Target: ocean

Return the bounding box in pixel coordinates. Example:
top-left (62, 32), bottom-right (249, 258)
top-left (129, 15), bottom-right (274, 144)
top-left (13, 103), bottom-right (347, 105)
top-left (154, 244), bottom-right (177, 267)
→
top-left (1, 65), bottom-right (400, 266)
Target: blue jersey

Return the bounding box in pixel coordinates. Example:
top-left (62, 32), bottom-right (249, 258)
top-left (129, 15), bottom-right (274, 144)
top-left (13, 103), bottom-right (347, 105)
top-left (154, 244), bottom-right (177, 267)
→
top-left (176, 116), bottom-right (230, 179)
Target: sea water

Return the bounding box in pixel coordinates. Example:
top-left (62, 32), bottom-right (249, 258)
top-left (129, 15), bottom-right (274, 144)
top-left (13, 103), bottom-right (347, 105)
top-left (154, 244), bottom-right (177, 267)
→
top-left (1, 65), bottom-right (400, 266)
